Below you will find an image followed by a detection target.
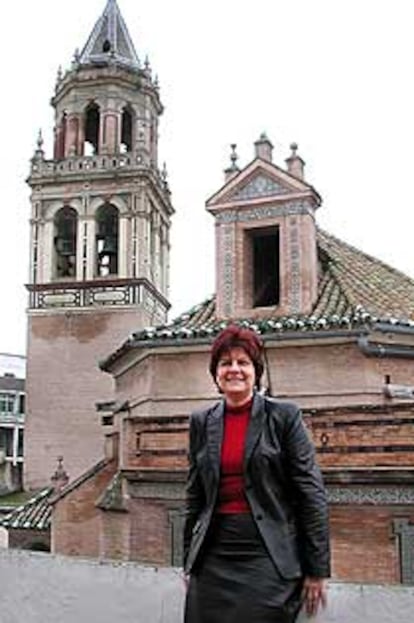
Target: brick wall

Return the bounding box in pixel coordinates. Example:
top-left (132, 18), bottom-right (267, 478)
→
top-left (330, 506), bottom-right (408, 584)
top-left (25, 308), bottom-right (149, 490)
top-left (8, 528), bottom-right (50, 552)
top-left (51, 460), bottom-right (116, 557)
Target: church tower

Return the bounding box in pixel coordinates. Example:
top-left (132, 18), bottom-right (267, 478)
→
top-left (24, 0), bottom-right (173, 489)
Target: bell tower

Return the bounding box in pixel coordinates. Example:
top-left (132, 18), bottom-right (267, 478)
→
top-left (24, 0), bottom-right (173, 489)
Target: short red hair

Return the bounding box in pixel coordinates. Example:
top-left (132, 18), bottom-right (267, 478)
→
top-left (209, 324), bottom-right (265, 390)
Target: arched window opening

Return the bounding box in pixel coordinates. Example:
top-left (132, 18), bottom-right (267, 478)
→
top-left (54, 207), bottom-right (77, 279)
top-left (96, 204), bottom-right (119, 277)
top-left (84, 103), bottom-right (100, 155)
top-left (120, 107), bottom-right (133, 153)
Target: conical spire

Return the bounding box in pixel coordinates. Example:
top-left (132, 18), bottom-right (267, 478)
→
top-left (79, 0), bottom-right (140, 70)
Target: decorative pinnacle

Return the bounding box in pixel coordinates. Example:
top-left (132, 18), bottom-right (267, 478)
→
top-left (144, 55), bottom-right (152, 75)
top-left (57, 65), bottom-right (63, 82)
top-left (230, 143), bottom-right (239, 170)
top-left (290, 142), bottom-right (298, 156)
top-left (154, 74), bottom-right (159, 88)
top-left (51, 455), bottom-right (69, 491)
top-left (36, 129), bottom-right (44, 151)
top-left (161, 162), bottom-right (168, 181)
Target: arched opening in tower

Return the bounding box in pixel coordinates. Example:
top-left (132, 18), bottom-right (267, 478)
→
top-left (54, 207), bottom-right (78, 279)
top-left (121, 107), bottom-right (133, 153)
top-left (84, 103), bottom-right (100, 156)
top-left (96, 204), bottom-right (119, 277)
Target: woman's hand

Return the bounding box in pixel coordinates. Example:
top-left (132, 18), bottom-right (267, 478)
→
top-left (182, 572), bottom-right (190, 591)
top-left (302, 576), bottom-right (327, 617)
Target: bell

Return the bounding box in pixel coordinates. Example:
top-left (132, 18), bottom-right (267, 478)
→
top-left (55, 236), bottom-right (75, 256)
top-left (99, 236), bottom-right (117, 256)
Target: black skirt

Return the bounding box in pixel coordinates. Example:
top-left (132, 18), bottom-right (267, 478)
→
top-left (184, 514), bottom-right (303, 623)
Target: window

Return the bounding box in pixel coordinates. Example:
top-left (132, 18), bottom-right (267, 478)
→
top-left (18, 394), bottom-right (25, 415)
top-left (96, 204), bottom-right (119, 276)
top-left (0, 428), bottom-right (13, 457)
top-left (18, 428), bottom-right (24, 458)
top-left (250, 227), bottom-right (280, 307)
top-left (84, 103), bottom-right (100, 155)
top-left (54, 207), bottom-right (77, 279)
top-left (0, 393), bottom-right (15, 414)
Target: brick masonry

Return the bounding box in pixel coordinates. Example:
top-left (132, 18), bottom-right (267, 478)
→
top-left (24, 308), bottom-right (150, 490)
top-left (50, 337), bottom-right (414, 584)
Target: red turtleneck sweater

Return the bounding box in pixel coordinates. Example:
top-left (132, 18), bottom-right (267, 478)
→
top-left (216, 398), bottom-right (252, 514)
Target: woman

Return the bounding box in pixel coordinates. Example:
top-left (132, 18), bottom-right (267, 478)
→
top-left (183, 325), bottom-right (330, 623)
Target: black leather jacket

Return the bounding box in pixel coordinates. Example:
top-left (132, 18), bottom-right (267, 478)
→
top-left (183, 392), bottom-right (330, 579)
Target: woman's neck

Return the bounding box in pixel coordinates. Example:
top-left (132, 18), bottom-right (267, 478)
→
top-left (225, 392), bottom-right (254, 409)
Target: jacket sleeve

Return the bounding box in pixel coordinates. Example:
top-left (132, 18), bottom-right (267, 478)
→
top-left (283, 405), bottom-right (330, 578)
top-left (183, 410), bottom-right (206, 568)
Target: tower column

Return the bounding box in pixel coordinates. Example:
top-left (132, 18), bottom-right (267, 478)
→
top-left (86, 217), bottom-right (96, 280)
top-left (65, 114), bottom-right (80, 157)
top-left (119, 214), bottom-right (129, 278)
top-left (101, 110), bottom-right (120, 154)
top-left (137, 214), bottom-right (150, 280)
top-left (43, 219), bottom-right (54, 282)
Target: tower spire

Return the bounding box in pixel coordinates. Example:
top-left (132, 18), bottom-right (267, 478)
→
top-left (79, 0), bottom-right (140, 69)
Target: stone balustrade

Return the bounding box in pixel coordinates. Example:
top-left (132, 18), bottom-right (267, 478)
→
top-left (30, 153), bottom-right (167, 185)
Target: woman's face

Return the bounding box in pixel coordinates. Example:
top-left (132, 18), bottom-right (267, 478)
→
top-left (215, 346), bottom-right (256, 403)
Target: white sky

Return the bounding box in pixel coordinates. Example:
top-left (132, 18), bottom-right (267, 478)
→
top-left (0, 0), bottom-right (413, 356)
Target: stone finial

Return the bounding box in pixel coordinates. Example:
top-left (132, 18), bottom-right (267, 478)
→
top-left (254, 132), bottom-right (273, 162)
top-left (161, 161), bottom-right (168, 181)
top-left (57, 65), bottom-right (63, 83)
top-left (37, 129), bottom-right (44, 151)
top-left (32, 129), bottom-right (45, 161)
top-left (144, 55), bottom-right (152, 76)
top-left (285, 142), bottom-right (305, 180)
top-left (224, 144), bottom-right (240, 182)
top-left (71, 48), bottom-right (80, 68)
top-left (51, 456), bottom-right (69, 491)
top-left (154, 74), bottom-right (159, 89)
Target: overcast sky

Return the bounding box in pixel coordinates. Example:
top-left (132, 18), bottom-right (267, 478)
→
top-left (0, 0), bottom-right (413, 356)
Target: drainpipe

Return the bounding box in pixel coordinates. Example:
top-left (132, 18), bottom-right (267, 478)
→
top-left (357, 335), bottom-right (414, 359)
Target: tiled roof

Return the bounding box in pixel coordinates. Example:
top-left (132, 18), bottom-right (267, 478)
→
top-left (50, 459), bottom-right (111, 503)
top-left (79, 0), bottom-right (140, 70)
top-left (0, 460), bottom-right (114, 530)
top-left (101, 229), bottom-right (414, 368)
top-left (0, 488), bottom-right (53, 531)
top-left (316, 229), bottom-right (414, 321)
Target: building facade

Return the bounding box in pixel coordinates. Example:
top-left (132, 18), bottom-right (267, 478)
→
top-left (50, 137), bottom-right (414, 585)
top-left (24, 0), bottom-right (173, 489)
top-left (0, 354), bottom-right (25, 494)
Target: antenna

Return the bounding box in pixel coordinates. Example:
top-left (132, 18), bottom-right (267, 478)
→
top-left (262, 341), bottom-right (273, 396)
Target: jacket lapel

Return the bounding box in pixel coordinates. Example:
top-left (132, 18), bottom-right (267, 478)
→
top-left (206, 399), bottom-right (224, 481)
top-left (244, 392), bottom-right (265, 470)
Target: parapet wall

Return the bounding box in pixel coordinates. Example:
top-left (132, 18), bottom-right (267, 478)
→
top-left (0, 549), bottom-right (413, 622)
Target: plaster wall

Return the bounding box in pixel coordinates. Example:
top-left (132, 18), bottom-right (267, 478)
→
top-left (116, 340), bottom-right (412, 414)
top-left (0, 549), bottom-right (413, 623)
